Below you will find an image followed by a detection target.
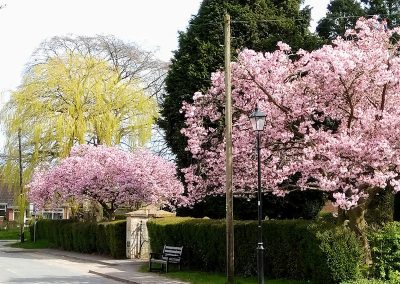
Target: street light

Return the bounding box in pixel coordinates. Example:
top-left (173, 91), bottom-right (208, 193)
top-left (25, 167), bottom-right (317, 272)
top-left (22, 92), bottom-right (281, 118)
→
top-left (249, 106), bottom-right (266, 284)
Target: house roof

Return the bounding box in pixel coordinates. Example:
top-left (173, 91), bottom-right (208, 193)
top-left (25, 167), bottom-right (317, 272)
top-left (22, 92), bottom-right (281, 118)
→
top-left (0, 187), bottom-right (16, 205)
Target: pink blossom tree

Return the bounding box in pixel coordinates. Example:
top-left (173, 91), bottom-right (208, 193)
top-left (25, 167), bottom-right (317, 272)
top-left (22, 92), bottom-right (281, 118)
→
top-left (181, 18), bottom-right (400, 263)
top-left (28, 145), bottom-right (185, 220)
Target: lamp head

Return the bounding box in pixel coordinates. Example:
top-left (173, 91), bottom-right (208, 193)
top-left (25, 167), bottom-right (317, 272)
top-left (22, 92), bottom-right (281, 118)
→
top-left (249, 106), bottom-right (266, 131)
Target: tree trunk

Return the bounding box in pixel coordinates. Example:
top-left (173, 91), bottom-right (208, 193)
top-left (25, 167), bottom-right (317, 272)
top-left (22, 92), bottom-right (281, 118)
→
top-left (337, 208), bottom-right (347, 224)
top-left (347, 204), bottom-right (373, 267)
top-left (99, 202), bottom-right (116, 221)
top-left (103, 208), bottom-right (115, 221)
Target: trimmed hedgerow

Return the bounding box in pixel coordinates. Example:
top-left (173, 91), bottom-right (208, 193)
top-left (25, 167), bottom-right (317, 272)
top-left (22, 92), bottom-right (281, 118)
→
top-left (147, 217), bottom-right (363, 284)
top-left (30, 219), bottom-right (126, 258)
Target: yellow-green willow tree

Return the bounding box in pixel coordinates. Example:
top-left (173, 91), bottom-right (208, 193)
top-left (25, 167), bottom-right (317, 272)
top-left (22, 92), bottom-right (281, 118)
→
top-left (1, 35), bottom-right (166, 187)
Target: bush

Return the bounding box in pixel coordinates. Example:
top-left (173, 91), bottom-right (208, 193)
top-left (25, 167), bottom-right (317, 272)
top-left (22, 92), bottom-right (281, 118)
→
top-left (177, 190), bottom-right (326, 220)
top-left (29, 219), bottom-right (126, 258)
top-left (147, 217), bottom-right (363, 283)
top-left (365, 188), bottom-right (394, 227)
top-left (393, 193), bottom-right (400, 221)
top-left (341, 279), bottom-right (387, 284)
top-left (369, 222), bottom-right (400, 282)
top-left (104, 220), bottom-right (126, 258)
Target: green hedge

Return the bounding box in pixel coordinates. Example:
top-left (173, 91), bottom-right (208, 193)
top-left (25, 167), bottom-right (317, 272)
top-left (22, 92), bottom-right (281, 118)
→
top-left (147, 217), bottom-right (363, 284)
top-left (369, 222), bottom-right (400, 282)
top-left (29, 219), bottom-right (126, 258)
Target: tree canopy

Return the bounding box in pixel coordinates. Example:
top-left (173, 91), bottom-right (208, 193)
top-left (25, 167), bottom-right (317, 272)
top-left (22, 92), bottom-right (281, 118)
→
top-left (28, 145), bottom-right (185, 220)
top-left (1, 35), bottom-right (165, 187)
top-left (317, 0), bottom-right (400, 41)
top-left (183, 18), bottom-right (400, 207)
top-left (316, 0), bottom-right (365, 41)
top-left (181, 18), bottom-right (400, 262)
top-left (159, 0), bottom-right (321, 173)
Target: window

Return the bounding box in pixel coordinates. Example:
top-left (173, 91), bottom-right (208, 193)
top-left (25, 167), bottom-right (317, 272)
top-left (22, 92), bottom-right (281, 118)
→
top-left (0, 204), bottom-right (6, 217)
top-left (42, 209), bottom-right (63, 220)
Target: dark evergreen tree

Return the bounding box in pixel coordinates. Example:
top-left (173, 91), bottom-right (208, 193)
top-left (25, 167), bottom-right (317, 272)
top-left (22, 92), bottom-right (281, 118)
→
top-left (316, 0), bottom-right (365, 41)
top-left (159, 0), bottom-right (321, 174)
top-left (317, 0), bottom-right (400, 41)
top-left (362, 0), bottom-right (400, 26)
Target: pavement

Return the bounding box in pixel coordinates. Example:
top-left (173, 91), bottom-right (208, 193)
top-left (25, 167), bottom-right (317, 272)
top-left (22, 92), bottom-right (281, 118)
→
top-left (0, 240), bottom-right (189, 284)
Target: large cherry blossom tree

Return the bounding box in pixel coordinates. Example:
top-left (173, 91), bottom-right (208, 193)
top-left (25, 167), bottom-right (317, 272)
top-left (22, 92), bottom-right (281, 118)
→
top-left (28, 145), bottom-right (185, 220)
top-left (181, 18), bottom-right (400, 263)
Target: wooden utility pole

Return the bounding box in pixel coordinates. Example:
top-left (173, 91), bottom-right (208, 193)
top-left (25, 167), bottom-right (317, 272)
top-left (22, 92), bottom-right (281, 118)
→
top-left (224, 12), bottom-right (234, 284)
top-left (18, 128), bottom-right (24, 242)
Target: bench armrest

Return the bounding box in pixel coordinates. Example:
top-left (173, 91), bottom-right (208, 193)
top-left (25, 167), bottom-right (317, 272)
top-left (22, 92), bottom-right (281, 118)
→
top-left (150, 252), bottom-right (163, 259)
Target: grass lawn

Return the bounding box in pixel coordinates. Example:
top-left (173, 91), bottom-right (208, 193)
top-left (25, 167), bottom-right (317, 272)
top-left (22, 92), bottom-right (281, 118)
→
top-left (9, 239), bottom-right (51, 249)
top-left (0, 227), bottom-right (30, 240)
top-left (165, 271), bottom-right (310, 284)
top-left (140, 264), bottom-right (310, 284)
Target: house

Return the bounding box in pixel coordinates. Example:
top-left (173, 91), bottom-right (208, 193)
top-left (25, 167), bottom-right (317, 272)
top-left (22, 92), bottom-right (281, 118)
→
top-left (0, 185), bottom-right (70, 222)
top-left (34, 206), bottom-right (70, 220)
top-left (0, 187), bottom-right (30, 223)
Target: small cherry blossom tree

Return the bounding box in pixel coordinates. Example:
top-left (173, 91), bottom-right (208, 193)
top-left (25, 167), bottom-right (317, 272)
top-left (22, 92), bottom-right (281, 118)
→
top-left (28, 145), bottom-right (185, 220)
top-left (181, 18), bottom-right (400, 264)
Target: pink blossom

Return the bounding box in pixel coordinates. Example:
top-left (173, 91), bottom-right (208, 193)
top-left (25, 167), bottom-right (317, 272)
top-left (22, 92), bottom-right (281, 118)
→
top-left (181, 18), bottom-right (400, 210)
top-left (28, 145), bottom-right (185, 214)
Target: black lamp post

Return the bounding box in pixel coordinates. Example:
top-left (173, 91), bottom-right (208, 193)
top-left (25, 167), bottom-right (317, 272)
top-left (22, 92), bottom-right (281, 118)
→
top-left (249, 106), bottom-right (266, 284)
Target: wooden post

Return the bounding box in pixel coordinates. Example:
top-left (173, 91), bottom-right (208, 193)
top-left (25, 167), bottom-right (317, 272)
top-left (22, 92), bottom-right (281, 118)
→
top-left (224, 12), bottom-right (234, 284)
top-left (18, 128), bottom-right (24, 243)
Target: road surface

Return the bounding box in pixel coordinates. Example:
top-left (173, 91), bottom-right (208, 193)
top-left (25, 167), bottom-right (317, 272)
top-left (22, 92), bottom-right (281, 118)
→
top-left (0, 241), bottom-right (119, 284)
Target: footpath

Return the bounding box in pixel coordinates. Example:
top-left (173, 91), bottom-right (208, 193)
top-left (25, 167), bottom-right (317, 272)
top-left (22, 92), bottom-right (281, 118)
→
top-left (0, 240), bottom-right (188, 284)
top-left (42, 248), bottom-right (189, 284)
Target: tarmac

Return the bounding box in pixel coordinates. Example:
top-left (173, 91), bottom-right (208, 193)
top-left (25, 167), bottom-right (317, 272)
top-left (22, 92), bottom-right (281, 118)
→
top-left (0, 240), bottom-right (189, 284)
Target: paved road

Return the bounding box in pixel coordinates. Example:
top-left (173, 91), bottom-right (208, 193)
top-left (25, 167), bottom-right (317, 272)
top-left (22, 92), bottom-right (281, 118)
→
top-left (0, 241), bottom-right (119, 284)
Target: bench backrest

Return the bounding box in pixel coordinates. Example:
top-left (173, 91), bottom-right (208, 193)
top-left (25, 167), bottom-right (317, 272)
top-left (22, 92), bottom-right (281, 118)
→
top-left (162, 245), bottom-right (183, 263)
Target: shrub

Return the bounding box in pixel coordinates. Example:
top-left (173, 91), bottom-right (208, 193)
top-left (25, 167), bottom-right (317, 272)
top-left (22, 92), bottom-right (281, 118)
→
top-left (104, 220), bottom-right (126, 258)
top-left (393, 193), bottom-right (400, 221)
top-left (96, 223), bottom-right (110, 255)
top-left (365, 188), bottom-right (394, 227)
top-left (147, 217), bottom-right (363, 283)
top-left (30, 219), bottom-right (126, 258)
top-left (369, 222), bottom-right (400, 282)
top-left (341, 279), bottom-right (387, 284)
top-left (177, 191), bottom-right (326, 220)
top-left (315, 226), bottom-right (364, 283)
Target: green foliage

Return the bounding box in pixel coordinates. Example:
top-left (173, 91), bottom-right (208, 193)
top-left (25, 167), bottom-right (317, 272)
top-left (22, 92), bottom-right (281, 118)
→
top-left (147, 217), bottom-right (363, 284)
top-left (161, 268), bottom-right (310, 284)
top-left (30, 219), bottom-right (126, 258)
top-left (0, 225), bottom-right (30, 240)
top-left (96, 222), bottom-right (110, 255)
top-left (365, 189), bottom-right (394, 227)
top-left (369, 222), bottom-right (400, 282)
top-left (177, 191), bottom-right (326, 220)
top-left (341, 279), bottom-right (387, 284)
top-left (361, 0), bottom-right (400, 27)
top-left (159, 0), bottom-right (321, 174)
top-left (315, 227), bottom-right (364, 283)
top-left (393, 193), bottom-right (400, 221)
top-left (317, 0), bottom-right (400, 42)
top-left (104, 220), bottom-right (126, 258)
top-left (1, 37), bottom-right (159, 187)
top-left (10, 239), bottom-right (51, 249)
top-left (316, 0), bottom-right (365, 41)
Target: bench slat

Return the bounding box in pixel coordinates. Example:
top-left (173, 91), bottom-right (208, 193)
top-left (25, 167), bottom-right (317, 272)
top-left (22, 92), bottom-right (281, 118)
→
top-left (149, 245), bottom-right (183, 273)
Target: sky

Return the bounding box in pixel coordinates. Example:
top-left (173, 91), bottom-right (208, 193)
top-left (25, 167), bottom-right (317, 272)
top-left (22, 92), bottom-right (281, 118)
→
top-left (0, 0), bottom-right (329, 146)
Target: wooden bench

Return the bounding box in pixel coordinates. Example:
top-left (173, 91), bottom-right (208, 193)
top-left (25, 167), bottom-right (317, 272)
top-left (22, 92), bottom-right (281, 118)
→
top-left (149, 245), bottom-right (183, 273)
